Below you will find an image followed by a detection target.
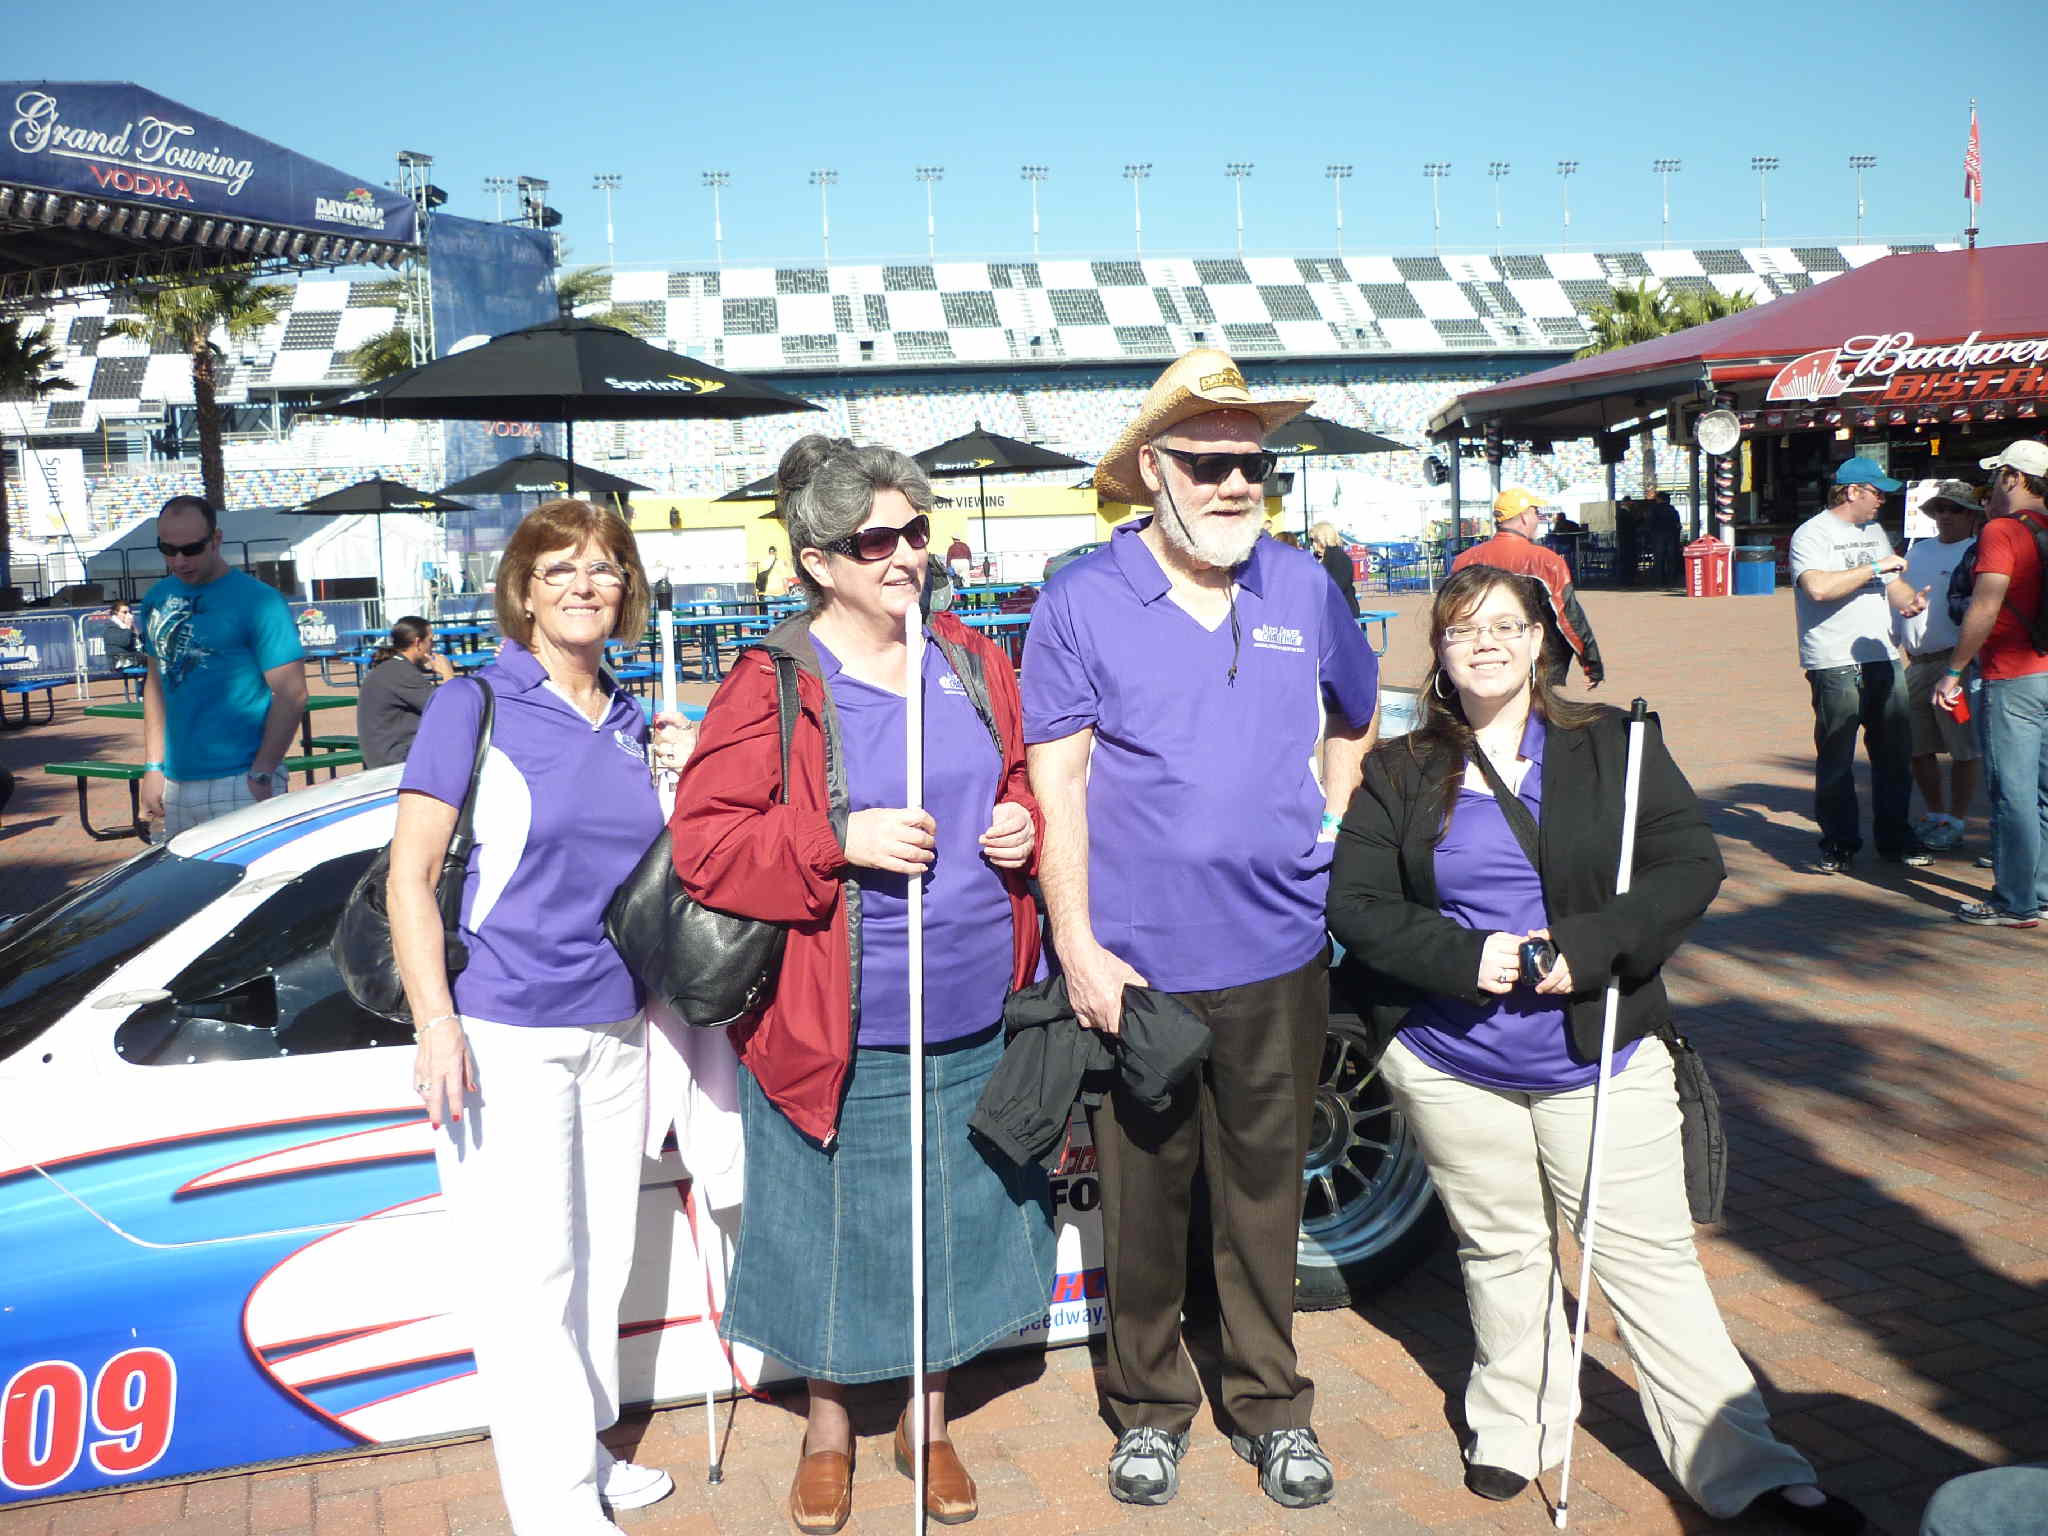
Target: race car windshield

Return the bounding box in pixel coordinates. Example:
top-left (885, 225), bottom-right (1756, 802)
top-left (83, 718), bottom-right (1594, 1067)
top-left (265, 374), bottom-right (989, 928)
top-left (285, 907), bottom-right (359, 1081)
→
top-left (0, 848), bottom-right (243, 1065)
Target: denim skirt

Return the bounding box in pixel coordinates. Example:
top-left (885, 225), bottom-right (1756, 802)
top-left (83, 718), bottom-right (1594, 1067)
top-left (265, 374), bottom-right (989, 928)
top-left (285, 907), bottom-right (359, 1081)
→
top-left (721, 1025), bottom-right (1055, 1384)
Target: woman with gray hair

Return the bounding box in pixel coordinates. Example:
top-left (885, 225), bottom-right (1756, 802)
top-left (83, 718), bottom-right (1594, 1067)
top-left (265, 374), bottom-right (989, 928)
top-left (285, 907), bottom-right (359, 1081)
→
top-left (669, 435), bottom-right (1053, 1533)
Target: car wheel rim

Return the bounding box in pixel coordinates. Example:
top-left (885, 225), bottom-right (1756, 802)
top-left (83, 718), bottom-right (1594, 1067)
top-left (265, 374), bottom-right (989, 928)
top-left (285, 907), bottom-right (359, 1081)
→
top-left (1298, 1016), bottom-right (1435, 1270)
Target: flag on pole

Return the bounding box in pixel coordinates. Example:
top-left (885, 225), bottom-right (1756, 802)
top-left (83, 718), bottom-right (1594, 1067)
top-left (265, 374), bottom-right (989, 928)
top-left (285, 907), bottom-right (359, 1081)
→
top-left (1964, 101), bottom-right (1983, 206)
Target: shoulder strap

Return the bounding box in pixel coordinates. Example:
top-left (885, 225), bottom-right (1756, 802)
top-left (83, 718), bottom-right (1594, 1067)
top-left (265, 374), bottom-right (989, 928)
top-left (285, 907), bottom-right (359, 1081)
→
top-left (1470, 743), bottom-right (1543, 872)
top-left (770, 652), bottom-right (798, 806)
top-left (438, 677), bottom-right (495, 929)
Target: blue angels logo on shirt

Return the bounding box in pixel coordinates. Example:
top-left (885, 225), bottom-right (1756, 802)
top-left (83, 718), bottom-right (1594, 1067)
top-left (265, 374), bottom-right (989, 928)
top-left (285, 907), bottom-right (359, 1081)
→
top-left (1250, 623), bottom-right (1305, 653)
top-left (147, 595), bottom-right (211, 689)
top-left (938, 672), bottom-right (967, 696)
top-left (612, 728), bottom-right (647, 762)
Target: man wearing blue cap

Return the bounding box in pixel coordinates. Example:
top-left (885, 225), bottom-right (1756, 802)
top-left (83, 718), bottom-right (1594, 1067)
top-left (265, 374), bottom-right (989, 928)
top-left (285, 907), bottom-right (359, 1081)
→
top-left (1789, 457), bottom-right (1933, 874)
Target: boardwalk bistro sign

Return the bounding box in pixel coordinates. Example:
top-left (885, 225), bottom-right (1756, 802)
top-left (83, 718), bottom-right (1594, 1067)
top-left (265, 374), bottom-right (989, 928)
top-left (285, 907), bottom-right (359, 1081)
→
top-left (1766, 330), bottom-right (2048, 411)
top-left (0, 81), bottom-right (417, 251)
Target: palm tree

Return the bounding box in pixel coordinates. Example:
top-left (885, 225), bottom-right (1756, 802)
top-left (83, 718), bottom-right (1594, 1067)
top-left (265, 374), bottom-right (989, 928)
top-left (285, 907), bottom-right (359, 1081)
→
top-left (346, 325), bottom-right (416, 384)
top-left (105, 277), bottom-right (291, 507)
top-left (554, 264), bottom-right (654, 336)
top-left (0, 317), bottom-right (76, 600)
top-left (1576, 280), bottom-right (1759, 497)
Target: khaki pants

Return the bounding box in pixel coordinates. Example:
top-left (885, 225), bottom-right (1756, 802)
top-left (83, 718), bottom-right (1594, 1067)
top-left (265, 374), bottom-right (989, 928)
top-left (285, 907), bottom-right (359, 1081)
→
top-left (1379, 1033), bottom-right (1814, 1516)
top-left (1088, 950), bottom-right (1327, 1438)
top-left (163, 773), bottom-right (258, 839)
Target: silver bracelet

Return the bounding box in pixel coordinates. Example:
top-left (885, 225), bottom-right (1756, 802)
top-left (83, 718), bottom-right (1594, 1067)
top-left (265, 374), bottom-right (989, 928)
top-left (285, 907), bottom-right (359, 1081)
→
top-left (421, 1012), bottom-right (459, 1030)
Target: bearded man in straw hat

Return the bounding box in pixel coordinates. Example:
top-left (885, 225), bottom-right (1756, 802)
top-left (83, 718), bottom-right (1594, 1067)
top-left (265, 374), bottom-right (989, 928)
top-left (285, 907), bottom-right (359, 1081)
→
top-left (1021, 350), bottom-right (1381, 1510)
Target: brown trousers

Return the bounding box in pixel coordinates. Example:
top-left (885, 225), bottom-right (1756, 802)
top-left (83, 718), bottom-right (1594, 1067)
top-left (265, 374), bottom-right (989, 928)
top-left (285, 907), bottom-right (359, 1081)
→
top-left (1087, 949), bottom-right (1328, 1438)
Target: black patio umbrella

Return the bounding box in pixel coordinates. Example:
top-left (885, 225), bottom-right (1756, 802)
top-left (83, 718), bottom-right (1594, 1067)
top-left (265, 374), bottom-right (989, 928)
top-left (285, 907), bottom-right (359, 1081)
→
top-left (911, 422), bottom-right (1091, 566)
top-left (440, 452), bottom-right (652, 499)
top-left (279, 477), bottom-right (472, 605)
top-left (715, 471), bottom-right (778, 502)
top-left (1262, 414), bottom-right (1409, 537)
top-left (327, 319), bottom-right (821, 493)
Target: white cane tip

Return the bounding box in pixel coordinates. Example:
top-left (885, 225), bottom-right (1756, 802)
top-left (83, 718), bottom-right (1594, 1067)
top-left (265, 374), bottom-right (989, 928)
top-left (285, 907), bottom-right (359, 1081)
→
top-left (1554, 1506), bottom-right (1568, 1528)
top-left (707, 1467), bottom-right (723, 1485)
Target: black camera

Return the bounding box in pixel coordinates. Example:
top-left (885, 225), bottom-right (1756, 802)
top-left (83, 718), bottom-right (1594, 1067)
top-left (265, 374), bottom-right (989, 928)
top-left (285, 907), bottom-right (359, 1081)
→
top-left (1518, 938), bottom-right (1558, 981)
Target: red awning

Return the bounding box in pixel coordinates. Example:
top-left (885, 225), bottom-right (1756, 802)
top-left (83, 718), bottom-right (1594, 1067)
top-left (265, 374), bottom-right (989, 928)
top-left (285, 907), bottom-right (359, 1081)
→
top-left (1429, 242), bottom-right (2048, 439)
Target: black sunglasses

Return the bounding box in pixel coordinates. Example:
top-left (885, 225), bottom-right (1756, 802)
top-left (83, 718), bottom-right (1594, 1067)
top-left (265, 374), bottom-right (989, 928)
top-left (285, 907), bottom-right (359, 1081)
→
top-left (157, 535), bottom-right (214, 558)
top-left (1155, 446), bottom-right (1278, 485)
top-left (823, 514), bottom-right (932, 562)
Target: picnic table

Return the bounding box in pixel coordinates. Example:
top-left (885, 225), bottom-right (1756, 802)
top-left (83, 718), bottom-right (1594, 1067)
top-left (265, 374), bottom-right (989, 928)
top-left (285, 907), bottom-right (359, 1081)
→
top-left (84, 694), bottom-right (356, 761)
top-left (951, 582), bottom-right (1031, 612)
top-left (1358, 608), bottom-right (1397, 656)
top-left (665, 614), bottom-right (773, 681)
top-left (956, 609), bottom-right (1032, 663)
top-left (0, 651), bottom-right (62, 729)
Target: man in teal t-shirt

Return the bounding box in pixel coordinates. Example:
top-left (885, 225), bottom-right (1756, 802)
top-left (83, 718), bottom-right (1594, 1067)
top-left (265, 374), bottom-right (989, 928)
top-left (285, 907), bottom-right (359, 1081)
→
top-left (139, 496), bottom-right (307, 838)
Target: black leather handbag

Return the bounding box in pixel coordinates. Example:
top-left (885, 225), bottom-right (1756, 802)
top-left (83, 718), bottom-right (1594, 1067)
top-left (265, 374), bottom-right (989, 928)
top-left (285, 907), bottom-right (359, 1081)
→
top-left (604, 652), bottom-right (798, 1029)
top-left (331, 679), bottom-right (495, 1025)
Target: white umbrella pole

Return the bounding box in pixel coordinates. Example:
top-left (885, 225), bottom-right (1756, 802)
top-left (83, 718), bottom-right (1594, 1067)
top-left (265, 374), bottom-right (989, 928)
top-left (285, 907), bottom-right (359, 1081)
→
top-left (1553, 698), bottom-right (1650, 1530)
top-left (903, 600), bottom-right (928, 1533)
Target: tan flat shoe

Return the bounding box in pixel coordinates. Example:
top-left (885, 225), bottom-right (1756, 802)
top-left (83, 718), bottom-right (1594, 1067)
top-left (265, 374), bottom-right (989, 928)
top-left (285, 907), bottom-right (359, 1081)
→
top-left (787, 1447), bottom-right (852, 1534)
top-left (894, 1413), bottom-right (977, 1525)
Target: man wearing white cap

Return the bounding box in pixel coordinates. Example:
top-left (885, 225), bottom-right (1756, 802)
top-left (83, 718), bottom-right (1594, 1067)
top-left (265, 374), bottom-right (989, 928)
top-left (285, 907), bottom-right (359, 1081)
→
top-left (1934, 441), bottom-right (2048, 926)
top-left (1789, 456), bottom-right (1932, 875)
top-left (1895, 482), bottom-right (1984, 852)
top-left (1022, 349), bottom-right (1381, 1510)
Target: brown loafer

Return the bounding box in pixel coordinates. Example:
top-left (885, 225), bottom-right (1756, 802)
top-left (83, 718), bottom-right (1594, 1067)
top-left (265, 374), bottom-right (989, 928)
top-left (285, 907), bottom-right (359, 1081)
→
top-left (894, 1414), bottom-right (977, 1524)
top-left (787, 1448), bottom-right (852, 1535)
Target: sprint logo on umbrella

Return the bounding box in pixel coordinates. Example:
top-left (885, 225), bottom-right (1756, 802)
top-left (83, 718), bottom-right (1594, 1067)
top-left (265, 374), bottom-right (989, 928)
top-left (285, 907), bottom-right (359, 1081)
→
top-left (934, 457), bottom-right (997, 471)
top-left (605, 374), bottom-right (727, 395)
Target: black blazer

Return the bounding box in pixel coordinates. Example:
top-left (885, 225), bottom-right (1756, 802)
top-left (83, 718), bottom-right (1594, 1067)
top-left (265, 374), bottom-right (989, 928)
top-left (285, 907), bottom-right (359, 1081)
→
top-left (1327, 708), bottom-right (1724, 1064)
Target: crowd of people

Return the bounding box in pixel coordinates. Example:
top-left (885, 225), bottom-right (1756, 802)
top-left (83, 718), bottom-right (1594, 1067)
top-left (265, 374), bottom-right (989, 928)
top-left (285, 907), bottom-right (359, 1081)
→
top-left (102, 349), bottom-right (2045, 1536)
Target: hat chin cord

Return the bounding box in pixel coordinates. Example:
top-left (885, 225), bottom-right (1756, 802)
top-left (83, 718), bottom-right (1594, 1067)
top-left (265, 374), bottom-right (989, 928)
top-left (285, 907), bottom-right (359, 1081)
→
top-left (1155, 464), bottom-right (1243, 687)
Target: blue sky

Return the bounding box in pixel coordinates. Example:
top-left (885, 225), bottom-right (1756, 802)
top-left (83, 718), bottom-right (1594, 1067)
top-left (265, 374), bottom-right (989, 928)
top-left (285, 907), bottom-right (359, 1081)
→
top-left (15, 0), bottom-right (2041, 269)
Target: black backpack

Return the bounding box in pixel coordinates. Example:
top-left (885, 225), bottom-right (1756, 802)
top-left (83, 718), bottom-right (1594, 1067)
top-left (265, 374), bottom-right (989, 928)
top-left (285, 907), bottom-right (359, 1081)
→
top-left (1948, 510), bottom-right (2048, 653)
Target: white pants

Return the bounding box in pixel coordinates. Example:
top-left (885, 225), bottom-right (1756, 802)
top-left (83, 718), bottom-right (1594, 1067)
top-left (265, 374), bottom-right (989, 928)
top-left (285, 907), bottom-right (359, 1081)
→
top-left (433, 1013), bottom-right (648, 1536)
top-left (163, 773), bottom-right (256, 838)
top-left (1379, 1033), bottom-right (1815, 1516)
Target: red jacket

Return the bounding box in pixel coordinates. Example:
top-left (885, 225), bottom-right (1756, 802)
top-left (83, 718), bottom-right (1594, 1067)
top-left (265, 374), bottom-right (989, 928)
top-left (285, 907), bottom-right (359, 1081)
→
top-left (1451, 529), bottom-right (1605, 682)
top-left (668, 611), bottom-right (1043, 1145)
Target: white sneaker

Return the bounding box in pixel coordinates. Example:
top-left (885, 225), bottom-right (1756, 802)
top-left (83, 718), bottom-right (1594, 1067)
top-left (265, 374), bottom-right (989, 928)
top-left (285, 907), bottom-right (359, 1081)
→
top-left (597, 1445), bottom-right (675, 1511)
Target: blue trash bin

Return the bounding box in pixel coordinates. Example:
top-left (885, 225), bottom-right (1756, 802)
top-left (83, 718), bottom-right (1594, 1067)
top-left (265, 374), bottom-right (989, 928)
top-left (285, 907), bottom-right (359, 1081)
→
top-left (1733, 546), bottom-right (1776, 595)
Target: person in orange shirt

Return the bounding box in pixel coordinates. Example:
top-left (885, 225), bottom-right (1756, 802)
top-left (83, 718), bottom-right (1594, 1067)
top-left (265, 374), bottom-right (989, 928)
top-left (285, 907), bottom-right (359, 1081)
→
top-left (1452, 489), bottom-right (1604, 688)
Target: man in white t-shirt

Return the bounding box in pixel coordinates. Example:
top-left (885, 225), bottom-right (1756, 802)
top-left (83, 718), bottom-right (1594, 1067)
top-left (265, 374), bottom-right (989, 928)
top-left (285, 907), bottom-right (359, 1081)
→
top-left (1895, 482), bottom-right (1985, 850)
top-left (1789, 457), bottom-right (1933, 874)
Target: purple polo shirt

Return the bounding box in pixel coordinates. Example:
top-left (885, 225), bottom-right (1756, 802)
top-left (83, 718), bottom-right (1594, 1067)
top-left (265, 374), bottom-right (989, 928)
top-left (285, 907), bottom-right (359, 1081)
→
top-left (1022, 522), bottom-right (1380, 992)
top-left (401, 638), bottom-right (661, 1027)
top-left (1398, 717), bottom-right (1640, 1092)
top-left (817, 635), bottom-right (1014, 1047)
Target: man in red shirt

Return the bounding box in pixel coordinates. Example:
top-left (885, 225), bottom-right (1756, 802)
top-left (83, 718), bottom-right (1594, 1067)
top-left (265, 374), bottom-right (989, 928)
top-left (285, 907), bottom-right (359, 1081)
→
top-left (1935, 440), bottom-right (2048, 926)
top-left (1452, 488), bottom-right (1605, 687)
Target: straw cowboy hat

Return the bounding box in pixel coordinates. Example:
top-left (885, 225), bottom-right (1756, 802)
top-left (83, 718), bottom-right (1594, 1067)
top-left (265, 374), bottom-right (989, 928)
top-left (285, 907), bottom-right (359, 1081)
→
top-left (1094, 348), bottom-right (1312, 506)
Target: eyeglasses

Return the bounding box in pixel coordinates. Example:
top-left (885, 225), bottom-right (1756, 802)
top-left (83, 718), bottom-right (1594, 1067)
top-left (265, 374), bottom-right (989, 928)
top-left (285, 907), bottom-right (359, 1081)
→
top-left (1442, 617), bottom-right (1537, 646)
top-left (156, 536), bottom-right (213, 558)
top-left (534, 560), bottom-right (628, 589)
top-left (1156, 446), bottom-right (1278, 485)
top-left (823, 514), bottom-right (932, 562)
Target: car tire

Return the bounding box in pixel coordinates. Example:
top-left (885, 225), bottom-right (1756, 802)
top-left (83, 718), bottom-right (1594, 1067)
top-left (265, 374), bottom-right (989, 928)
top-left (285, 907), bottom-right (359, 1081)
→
top-left (1295, 1010), bottom-right (1445, 1310)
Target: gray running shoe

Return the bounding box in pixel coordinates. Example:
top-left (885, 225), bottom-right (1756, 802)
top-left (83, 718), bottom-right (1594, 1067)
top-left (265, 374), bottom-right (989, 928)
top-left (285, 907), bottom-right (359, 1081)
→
top-left (1229, 1426), bottom-right (1335, 1508)
top-left (1108, 1426), bottom-right (1189, 1506)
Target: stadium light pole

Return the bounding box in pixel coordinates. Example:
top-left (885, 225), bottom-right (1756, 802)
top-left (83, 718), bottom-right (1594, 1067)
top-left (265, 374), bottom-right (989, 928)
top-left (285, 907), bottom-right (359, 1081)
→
top-left (1487, 161), bottom-right (1510, 258)
top-left (1423, 162), bottom-right (1450, 255)
top-left (1021, 164), bottom-right (1048, 258)
top-left (1226, 163), bottom-right (1253, 256)
top-left (811, 169), bottom-right (837, 262)
top-left (702, 171), bottom-right (729, 267)
top-left (1125, 163), bottom-right (1151, 257)
top-left (592, 174), bottom-right (621, 269)
top-left (1751, 155), bottom-right (1778, 249)
top-left (1326, 164), bottom-right (1352, 256)
top-left (915, 166), bottom-right (943, 260)
top-left (1556, 159), bottom-right (1578, 253)
top-left (1849, 154), bottom-right (1876, 245)
top-left (1652, 158), bottom-right (1681, 248)
top-left (483, 176), bottom-right (512, 222)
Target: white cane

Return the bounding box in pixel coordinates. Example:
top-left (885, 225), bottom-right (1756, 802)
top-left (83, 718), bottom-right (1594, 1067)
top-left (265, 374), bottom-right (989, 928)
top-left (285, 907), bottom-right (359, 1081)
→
top-left (903, 601), bottom-right (928, 1532)
top-left (1553, 697), bottom-right (1649, 1530)
top-left (657, 611), bottom-right (725, 1483)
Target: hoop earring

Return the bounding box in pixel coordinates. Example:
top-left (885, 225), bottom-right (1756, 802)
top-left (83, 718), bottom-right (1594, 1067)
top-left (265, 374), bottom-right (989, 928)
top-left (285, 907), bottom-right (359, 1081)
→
top-left (1433, 669), bottom-right (1453, 700)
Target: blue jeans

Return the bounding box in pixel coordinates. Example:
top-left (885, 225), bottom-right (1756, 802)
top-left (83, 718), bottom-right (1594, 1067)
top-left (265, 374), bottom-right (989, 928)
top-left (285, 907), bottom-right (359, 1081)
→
top-left (1981, 672), bottom-right (2048, 916)
top-left (1920, 1463), bottom-right (2048, 1536)
top-left (1806, 660), bottom-right (1913, 858)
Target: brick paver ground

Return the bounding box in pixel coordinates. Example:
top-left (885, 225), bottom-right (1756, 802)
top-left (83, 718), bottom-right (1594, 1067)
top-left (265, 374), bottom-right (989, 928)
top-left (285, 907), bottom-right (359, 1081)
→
top-left (3, 587), bottom-right (2044, 1536)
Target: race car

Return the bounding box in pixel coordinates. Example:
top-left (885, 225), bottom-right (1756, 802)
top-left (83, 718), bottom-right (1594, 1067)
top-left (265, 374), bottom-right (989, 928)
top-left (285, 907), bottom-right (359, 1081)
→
top-left (0, 741), bottom-right (1435, 1505)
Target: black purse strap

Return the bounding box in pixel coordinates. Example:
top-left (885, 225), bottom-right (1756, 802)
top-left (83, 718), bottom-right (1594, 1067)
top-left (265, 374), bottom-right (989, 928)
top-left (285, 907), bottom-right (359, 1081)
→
top-left (768, 652), bottom-right (797, 805)
top-left (1470, 739), bottom-right (1543, 871)
top-left (436, 678), bottom-right (495, 932)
